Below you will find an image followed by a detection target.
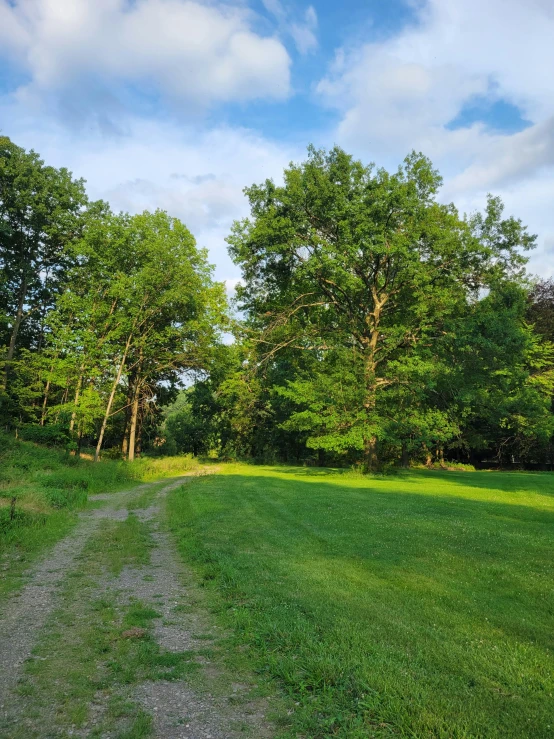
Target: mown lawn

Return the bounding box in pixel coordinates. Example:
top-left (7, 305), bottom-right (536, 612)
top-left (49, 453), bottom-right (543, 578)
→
top-left (167, 464), bottom-right (554, 738)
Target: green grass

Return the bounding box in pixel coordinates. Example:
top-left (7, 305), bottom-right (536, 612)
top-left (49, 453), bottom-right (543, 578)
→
top-left (89, 514), bottom-right (154, 575)
top-left (0, 432), bottom-right (198, 598)
top-left (167, 464), bottom-right (554, 738)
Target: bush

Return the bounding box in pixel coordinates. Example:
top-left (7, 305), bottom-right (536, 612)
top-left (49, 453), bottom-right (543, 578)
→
top-left (44, 487), bottom-right (88, 509)
top-left (101, 447), bottom-right (123, 460)
top-left (39, 472), bottom-right (90, 490)
top-left (0, 506), bottom-right (37, 534)
top-left (18, 424), bottom-right (69, 447)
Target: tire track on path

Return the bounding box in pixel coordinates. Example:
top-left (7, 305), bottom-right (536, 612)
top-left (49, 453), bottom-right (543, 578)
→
top-left (0, 480), bottom-right (166, 713)
top-left (0, 474), bottom-right (280, 738)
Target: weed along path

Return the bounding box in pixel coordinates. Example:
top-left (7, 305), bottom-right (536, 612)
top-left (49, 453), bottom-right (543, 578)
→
top-left (0, 475), bottom-right (276, 739)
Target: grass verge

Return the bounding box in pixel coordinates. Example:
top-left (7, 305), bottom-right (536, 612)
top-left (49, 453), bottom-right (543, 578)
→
top-left (167, 463), bottom-right (554, 738)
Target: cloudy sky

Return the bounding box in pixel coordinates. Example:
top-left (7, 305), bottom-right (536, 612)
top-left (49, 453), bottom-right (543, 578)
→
top-left (1, 0), bottom-right (553, 286)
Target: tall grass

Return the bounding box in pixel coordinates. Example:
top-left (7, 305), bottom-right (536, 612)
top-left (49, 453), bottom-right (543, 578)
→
top-left (129, 454), bottom-right (199, 481)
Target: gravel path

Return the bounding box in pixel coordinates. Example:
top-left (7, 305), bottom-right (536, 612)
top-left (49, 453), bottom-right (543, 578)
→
top-left (0, 481), bottom-right (158, 705)
top-left (0, 476), bottom-right (276, 738)
top-left (103, 478), bottom-right (273, 738)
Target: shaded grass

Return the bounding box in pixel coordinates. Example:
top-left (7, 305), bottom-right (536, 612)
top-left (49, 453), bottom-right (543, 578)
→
top-left (167, 464), bottom-right (554, 738)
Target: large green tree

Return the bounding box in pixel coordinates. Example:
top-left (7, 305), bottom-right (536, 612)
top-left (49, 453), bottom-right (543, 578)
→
top-left (42, 208), bottom-right (226, 460)
top-left (0, 136), bottom-right (87, 402)
top-left (228, 147), bottom-right (536, 468)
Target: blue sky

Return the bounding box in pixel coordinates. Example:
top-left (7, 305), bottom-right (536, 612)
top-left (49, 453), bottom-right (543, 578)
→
top-left (1, 0), bottom-right (553, 287)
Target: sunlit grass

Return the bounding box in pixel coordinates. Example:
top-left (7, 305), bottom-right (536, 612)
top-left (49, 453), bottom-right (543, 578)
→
top-left (167, 464), bottom-right (554, 738)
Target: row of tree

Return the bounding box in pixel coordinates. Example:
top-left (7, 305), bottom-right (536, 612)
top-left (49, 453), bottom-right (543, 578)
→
top-left (161, 148), bottom-right (554, 469)
top-left (2, 138), bottom-right (553, 467)
top-left (0, 136), bottom-right (225, 460)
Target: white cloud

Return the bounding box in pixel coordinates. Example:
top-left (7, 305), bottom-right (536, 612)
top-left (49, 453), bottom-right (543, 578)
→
top-left (317, 0), bottom-right (554, 164)
top-left (448, 117), bottom-right (554, 193)
top-left (262, 0), bottom-right (286, 22)
top-left (0, 0), bottom-right (291, 121)
top-left (262, 0), bottom-right (317, 55)
top-left (317, 0), bottom-right (554, 276)
top-left (225, 277), bottom-right (244, 294)
top-left (2, 109), bottom-right (300, 282)
top-left (449, 172), bottom-right (554, 279)
top-left (291, 5), bottom-right (317, 55)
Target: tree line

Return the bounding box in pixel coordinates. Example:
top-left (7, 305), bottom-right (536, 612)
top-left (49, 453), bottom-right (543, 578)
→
top-left (1, 137), bottom-right (553, 468)
top-left (0, 136), bottom-right (225, 460)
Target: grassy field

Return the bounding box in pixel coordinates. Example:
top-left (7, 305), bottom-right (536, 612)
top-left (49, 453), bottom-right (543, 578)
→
top-left (0, 432), bottom-right (198, 597)
top-left (167, 464), bottom-right (554, 738)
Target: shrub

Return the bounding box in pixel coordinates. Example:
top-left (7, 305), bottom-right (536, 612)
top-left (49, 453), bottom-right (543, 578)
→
top-left (18, 424), bottom-right (69, 447)
top-left (0, 506), bottom-right (36, 533)
top-left (44, 487), bottom-right (88, 509)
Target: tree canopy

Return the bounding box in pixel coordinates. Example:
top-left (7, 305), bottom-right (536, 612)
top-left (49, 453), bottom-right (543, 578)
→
top-left (227, 147), bottom-right (549, 468)
top-left (2, 137), bottom-right (553, 468)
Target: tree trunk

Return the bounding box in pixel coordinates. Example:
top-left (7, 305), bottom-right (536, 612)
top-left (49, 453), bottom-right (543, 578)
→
top-left (128, 381), bottom-right (141, 462)
top-left (121, 380), bottom-right (134, 458)
top-left (77, 427), bottom-right (83, 458)
top-left (136, 413), bottom-right (144, 458)
top-left (423, 444), bottom-right (433, 468)
top-left (401, 442), bottom-right (410, 468)
top-left (94, 334), bottom-right (132, 462)
top-left (40, 375), bottom-right (52, 426)
top-left (128, 347), bottom-right (145, 462)
top-left (360, 290), bottom-right (389, 474)
top-left (122, 426), bottom-right (130, 459)
top-left (122, 417), bottom-right (130, 458)
top-left (3, 274), bottom-right (28, 389)
top-left (363, 436), bottom-right (378, 472)
top-left (69, 368), bottom-right (84, 434)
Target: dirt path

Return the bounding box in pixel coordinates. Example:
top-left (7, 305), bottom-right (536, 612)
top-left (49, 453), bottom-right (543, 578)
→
top-left (0, 477), bottom-right (277, 738)
top-left (0, 481), bottom-right (156, 702)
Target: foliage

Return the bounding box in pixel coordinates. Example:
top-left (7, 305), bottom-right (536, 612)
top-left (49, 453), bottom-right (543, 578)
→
top-left (17, 423), bottom-right (69, 447)
top-left (0, 135), bottom-right (227, 461)
top-left (226, 146), bottom-right (551, 467)
top-left (1, 135), bottom-right (553, 468)
top-left (528, 277), bottom-right (554, 340)
top-left (0, 136), bottom-right (88, 420)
